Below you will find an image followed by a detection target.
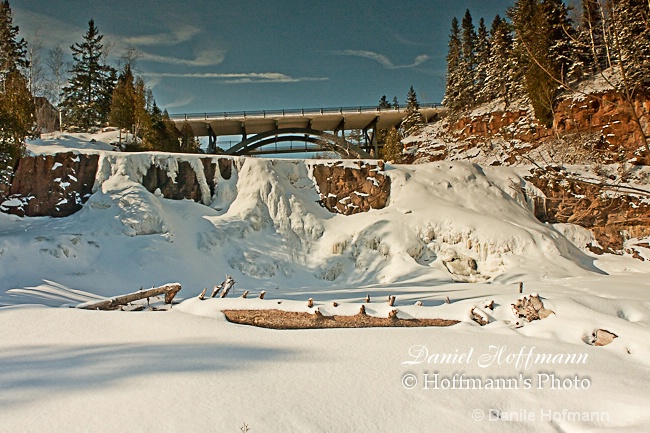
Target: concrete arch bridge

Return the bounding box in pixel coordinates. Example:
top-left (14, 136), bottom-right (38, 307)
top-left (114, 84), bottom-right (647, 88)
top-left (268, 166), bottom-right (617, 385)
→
top-left (171, 104), bottom-right (445, 158)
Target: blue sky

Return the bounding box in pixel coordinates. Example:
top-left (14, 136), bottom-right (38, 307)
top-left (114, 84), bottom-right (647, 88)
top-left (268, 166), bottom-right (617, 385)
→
top-left (13, 0), bottom-right (513, 115)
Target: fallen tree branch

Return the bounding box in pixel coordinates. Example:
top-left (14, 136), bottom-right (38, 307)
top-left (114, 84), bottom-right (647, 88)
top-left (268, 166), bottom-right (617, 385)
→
top-left (77, 283), bottom-right (182, 311)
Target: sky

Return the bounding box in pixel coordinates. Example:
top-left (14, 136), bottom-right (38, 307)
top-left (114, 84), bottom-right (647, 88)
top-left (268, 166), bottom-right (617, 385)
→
top-left (12, 0), bottom-right (514, 115)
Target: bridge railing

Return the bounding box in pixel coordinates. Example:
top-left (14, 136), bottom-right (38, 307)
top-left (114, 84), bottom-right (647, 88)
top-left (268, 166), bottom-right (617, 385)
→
top-left (170, 102), bottom-right (444, 121)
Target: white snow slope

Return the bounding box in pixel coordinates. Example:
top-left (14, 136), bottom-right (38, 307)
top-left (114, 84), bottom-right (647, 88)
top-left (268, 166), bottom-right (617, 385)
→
top-left (1, 134), bottom-right (650, 432)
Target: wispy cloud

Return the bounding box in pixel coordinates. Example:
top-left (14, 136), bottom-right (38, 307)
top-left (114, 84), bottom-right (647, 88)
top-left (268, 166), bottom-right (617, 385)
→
top-left (123, 26), bottom-right (200, 46)
top-left (140, 47), bottom-right (226, 67)
top-left (393, 33), bottom-right (427, 47)
top-left (163, 95), bottom-right (195, 109)
top-left (143, 72), bottom-right (328, 84)
top-left (334, 50), bottom-right (431, 69)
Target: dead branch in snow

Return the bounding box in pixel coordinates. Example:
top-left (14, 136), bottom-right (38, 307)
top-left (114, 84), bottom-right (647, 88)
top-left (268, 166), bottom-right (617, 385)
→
top-left (77, 284), bottom-right (182, 311)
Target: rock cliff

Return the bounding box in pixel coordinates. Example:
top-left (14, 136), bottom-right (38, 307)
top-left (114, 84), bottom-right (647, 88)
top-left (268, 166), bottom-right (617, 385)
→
top-left (1, 153), bottom-right (389, 218)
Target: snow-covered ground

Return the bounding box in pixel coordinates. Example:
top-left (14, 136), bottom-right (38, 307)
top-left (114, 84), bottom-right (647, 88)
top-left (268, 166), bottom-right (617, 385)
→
top-left (1, 132), bottom-right (649, 432)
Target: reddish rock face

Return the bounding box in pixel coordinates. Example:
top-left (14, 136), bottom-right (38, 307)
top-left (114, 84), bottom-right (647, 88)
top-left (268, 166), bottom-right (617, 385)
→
top-left (554, 91), bottom-right (650, 163)
top-left (2, 152), bottom-right (99, 217)
top-left (312, 160), bottom-right (390, 215)
top-left (450, 110), bottom-right (553, 143)
top-left (526, 168), bottom-right (650, 256)
top-left (441, 90), bottom-right (649, 164)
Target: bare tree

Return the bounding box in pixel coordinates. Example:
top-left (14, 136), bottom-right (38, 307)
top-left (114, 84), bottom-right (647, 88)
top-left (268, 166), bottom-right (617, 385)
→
top-left (44, 46), bottom-right (69, 131)
top-left (25, 33), bottom-right (45, 97)
top-left (118, 47), bottom-right (141, 71)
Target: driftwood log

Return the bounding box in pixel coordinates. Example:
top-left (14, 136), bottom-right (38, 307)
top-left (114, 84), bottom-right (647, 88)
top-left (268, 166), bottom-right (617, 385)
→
top-left (77, 284), bottom-right (182, 310)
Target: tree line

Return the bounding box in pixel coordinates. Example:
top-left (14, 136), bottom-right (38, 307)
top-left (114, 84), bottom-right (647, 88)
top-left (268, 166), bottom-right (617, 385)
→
top-left (1, 1), bottom-right (197, 182)
top-left (442, 0), bottom-right (650, 129)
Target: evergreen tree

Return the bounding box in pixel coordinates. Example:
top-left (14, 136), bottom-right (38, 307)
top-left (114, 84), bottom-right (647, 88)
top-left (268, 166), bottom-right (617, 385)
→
top-left (380, 127), bottom-right (402, 163)
top-left (542, 0), bottom-right (574, 83)
top-left (392, 95), bottom-right (399, 110)
top-left (572, 0), bottom-right (607, 80)
top-left (108, 63), bottom-right (135, 141)
top-left (132, 76), bottom-right (150, 142)
top-left (0, 70), bottom-right (34, 161)
top-left (610, 0), bottom-right (650, 87)
top-left (484, 15), bottom-right (517, 103)
top-left (179, 121), bottom-right (200, 153)
top-left (509, 0), bottom-right (573, 126)
top-left (378, 95), bottom-right (391, 110)
top-left (0, 0), bottom-right (27, 77)
top-left (60, 19), bottom-right (116, 131)
top-left (0, 0), bottom-right (34, 181)
top-left (474, 18), bottom-right (491, 104)
top-left (401, 86), bottom-right (425, 136)
top-left (459, 9), bottom-right (478, 107)
top-left (442, 17), bottom-right (463, 109)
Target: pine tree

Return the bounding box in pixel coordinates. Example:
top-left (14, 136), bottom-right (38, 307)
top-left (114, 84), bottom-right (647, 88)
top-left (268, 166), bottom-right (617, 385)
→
top-left (380, 127), bottom-right (402, 163)
top-left (60, 19), bottom-right (116, 131)
top-left (484, 15), bottom-right (517, 104)
top-left (132, 76), bottom-right (150, 142)
top-left (542, 0), bottom-right (574, 83)
top-left (474, 18), bottom-right (491, 104)
top-left (401, 86), bottom-right (425, 136)
top-left (572, 0), bottom-right (607, 80)
top-left (392, 95), bottom-right (399, 110)
top-left (109, 63), bottom-right (135, 141)
top-left (459, 9), bottom-right (478, 107)
top-left (0, 0), bottom-right (27, 77)
top-left (610, 0), bottom-right (650, 87)
top-left (179, 121), bottom-right (200, 153)
top-left (378, 95), bottom-right (391, 110)
top-left (509, 0), bottom-right (573, 126)
top-left (0, 70), bottom-right (34, 160)
top-left (0, 0), bottom-right (34, 181)
top-left (442, 17), bottom-right (463, 109)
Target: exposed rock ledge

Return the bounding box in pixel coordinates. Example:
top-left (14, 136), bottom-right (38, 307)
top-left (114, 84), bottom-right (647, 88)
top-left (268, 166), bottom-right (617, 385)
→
top-left (1, 153), bottom-right (390, 218)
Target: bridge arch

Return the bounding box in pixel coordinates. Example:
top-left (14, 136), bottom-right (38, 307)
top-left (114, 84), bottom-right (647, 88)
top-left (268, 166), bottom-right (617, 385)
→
top-left (224, 128), bottom-right (372, 158)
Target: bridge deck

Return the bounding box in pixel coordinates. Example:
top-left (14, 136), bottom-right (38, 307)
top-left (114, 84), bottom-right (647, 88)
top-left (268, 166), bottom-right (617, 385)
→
top-left (171, 104), bottom-right (445, 137)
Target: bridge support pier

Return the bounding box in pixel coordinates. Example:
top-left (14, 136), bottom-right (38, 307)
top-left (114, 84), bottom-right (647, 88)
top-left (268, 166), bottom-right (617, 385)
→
top-left (363, 116), bottom-right (379, 157)
top-left (207, 124), bottom-right (217, 153)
